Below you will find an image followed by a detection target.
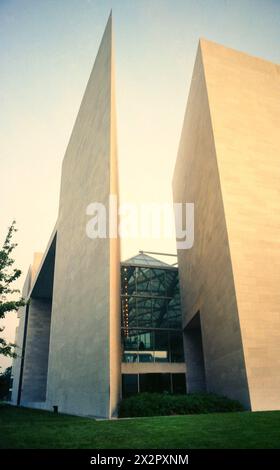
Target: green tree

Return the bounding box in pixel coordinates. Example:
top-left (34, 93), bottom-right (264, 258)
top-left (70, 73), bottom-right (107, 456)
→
top-left (0, 221), bottom-right (25, 359)
top-left (0, 366), bottom-right (12, 399)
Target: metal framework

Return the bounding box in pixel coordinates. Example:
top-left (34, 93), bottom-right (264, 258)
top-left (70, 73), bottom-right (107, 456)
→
top-left (120, 254), bottom-right (184, 364)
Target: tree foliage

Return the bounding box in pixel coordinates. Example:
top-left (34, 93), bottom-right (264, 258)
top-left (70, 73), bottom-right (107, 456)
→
top-left (0, 366), bottom-right (12, 399)
top-left (0, 221), bottom-right (25, 358)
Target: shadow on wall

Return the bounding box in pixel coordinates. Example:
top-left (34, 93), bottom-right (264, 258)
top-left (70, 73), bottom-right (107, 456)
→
top-left (184, 311), bottom-right (206, 393)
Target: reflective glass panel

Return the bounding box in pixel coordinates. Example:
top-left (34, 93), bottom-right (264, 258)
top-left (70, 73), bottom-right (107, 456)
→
top-left (137, 298), bottom-right (152, 328)
top-left (122, 374), bottom-right (138, 397)
top-left (136, 267), bottom-right (150, 295)
top-left (152, 298), bottom-right (168, 328)
top-left (172, 374), bottom-right (186, 394)
top-left (122, 329), bottom-right (139, 363)
top-left (170, 332), bottom-right (184, 362)
top-left (154, 331), bottom-right (169, 362)
top-left (139, 373), bottom-right (171, 393)
top-left (167, 293), bottom-right (182, 328)
top-left (121, 296), bottom-right (137, 328)
top-left (149, 269), bottom-right (166, 296)
top-left (138, 330), bottom-right (154, 363)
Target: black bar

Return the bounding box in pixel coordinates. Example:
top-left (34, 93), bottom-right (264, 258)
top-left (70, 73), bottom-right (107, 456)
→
top-left (1, 449), bottom-right (280, 466)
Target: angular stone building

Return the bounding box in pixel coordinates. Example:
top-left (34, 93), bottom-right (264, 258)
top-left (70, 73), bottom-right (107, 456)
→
top-left (11, 17), bottom-right (280, 416)
top-left (173, 39), bottom-right (280, 411)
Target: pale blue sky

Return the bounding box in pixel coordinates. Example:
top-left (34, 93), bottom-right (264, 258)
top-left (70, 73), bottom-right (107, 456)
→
top-left (1, 0), bottom-right (279, 368)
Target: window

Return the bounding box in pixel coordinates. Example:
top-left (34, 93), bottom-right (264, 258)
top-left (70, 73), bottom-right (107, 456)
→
top-left (152, 298), bottom-right (168, 328)
top-left (137, 298), bottom-right (152, 328)
top-left (121, 296), bottom-right (137, 328)
top-left (154, 331), bottom-right (169, 362)
top-left (122, 374), bottom-right (138, 398)
top-left (122, 329), bottom-right (139, 363)
top-left (139, 373), bottom-right (171, 393)
top-left (149, 269), bottom-right (166, 296)
top-left (167, 294), bottom-right (182, 328)
top-left (121, 264), bottom-right (185, 364)
top-left (170, 332), bottom-right (185, 362)
top-left (172, 374), bottom-right (186, 394)
top-left (138, 330), bottom-right (155, 363)
top-left (121, 373), bottom-right (187, 397)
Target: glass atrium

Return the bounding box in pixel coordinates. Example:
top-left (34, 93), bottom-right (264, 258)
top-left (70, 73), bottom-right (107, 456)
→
top-left (121, 253), bottom-right (186, 396)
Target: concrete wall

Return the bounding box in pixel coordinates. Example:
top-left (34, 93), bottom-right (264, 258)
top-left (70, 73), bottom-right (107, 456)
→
top-left (173, 39), bottom-right (280, 411)
top-left (11, 254), bottom-right (43, 404)
top-left (200, 40), bottom-right (280, 411)
top-left (11, 270), bottom-right (31, 404)
top-left (184, 313), bottom-right (206, 392)
top-left (21, 298), bottom-right (52, 403)
top-left (173, 42), bottom-right (251, 408)
top-left (46, 14), bottom-right (120, 418)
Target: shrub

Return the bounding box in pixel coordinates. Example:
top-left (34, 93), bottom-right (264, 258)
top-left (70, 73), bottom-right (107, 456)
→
top-left (118, 392), bottom-right (244, 418)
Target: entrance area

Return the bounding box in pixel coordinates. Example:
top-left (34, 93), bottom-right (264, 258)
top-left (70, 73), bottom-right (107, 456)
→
top-left (19, 234), bottom-right (56, 404)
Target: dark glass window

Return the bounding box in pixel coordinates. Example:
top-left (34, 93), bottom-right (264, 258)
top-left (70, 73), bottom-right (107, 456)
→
top-left (121, 296), bottom-right (137, 328)
top-left (121, 264), bottom-right (185, 366)
top-left (138, 330), bottom-right (154, 363)
top-left (149, 269), bottom-right (166, 296)
top-left (135, 267), bottom-right (167, 297)
top-left (139, 373), bottom-right (171, 393)
top-left (167, 294), bottom-right (182, 328)
top-left (122, 329), bottom-right (155, 363)
top-left (122, 329), bottom-right (139, 363)
top-left (122, 374), bottom-right (138, 397)
top-left (122, 373), bottom-right (187, 398)
top-left (152, 298), bottom-right (168, 328)
top-left (154, 331), bottom-right (169, 362)
top-left (170, 332), bottom-right (184, 362)
top-left (165, 270), bottom-right (178, 295)
top-left (137, 298), bottom-right (152, 328)
top-left (136, 267), bottom-right (150, 295)
top-left (172, 374), bottom-right (186, 394)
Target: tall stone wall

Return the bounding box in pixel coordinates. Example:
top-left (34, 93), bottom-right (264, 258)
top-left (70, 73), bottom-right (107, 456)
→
top-left (46, 14), bottom-right (120, 418)
top-left (21, 298), bottom-right (52, 403)
top-left (173, 39), bottom-right (280, 411)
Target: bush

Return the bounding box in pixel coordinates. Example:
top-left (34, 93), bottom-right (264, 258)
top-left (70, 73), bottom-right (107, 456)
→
top-left (118, 392), bottom-right (244, 418)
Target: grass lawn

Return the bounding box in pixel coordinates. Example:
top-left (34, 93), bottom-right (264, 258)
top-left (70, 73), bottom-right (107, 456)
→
top-left (1, 404), bottom-right (280, 449)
